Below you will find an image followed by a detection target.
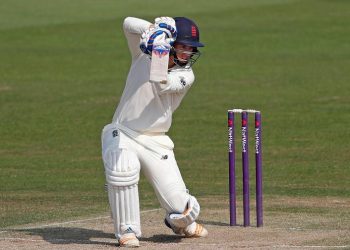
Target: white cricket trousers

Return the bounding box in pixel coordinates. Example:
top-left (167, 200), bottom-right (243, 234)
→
top-left (102, 123), bottom-right (190, 214)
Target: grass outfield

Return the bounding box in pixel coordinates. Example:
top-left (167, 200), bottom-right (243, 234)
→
top-left (1, 0), bottom-right (349, 229)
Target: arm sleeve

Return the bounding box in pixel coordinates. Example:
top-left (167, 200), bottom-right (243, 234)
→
top-left (157, 69), bottom-right (195, 95)
top-left (123, 17), bottom-right (152, 61)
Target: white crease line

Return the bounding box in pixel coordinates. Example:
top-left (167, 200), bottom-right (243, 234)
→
top-left (272, 246), bottom-right (350, 249)
top-left (0, 237), bottom-right (114, 244)
top-left (274, 227), bottom-right (349, 232)
top-left (0, 207), bottom-right (162, 232)
top-left (0, 238), bottom-right (348, 249)
top-left (150, 242), bottom-right (350, 248)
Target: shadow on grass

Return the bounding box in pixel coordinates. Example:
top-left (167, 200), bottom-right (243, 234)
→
top-left (14, 227), bottom-right (116, 246)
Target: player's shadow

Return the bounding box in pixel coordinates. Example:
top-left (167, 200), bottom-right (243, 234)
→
top-left (15, 227), bottom-right (116, 246)
top-left (16, 227), bottom-right (183, 245)
top-left (140, 234), bottom-right (182, 243)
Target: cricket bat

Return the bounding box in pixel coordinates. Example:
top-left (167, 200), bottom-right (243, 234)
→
top-left (149, 37), bottom-right (170, 84)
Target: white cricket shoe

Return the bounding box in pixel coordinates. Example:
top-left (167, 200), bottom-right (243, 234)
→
top-left (118, 228), bottom-right (140, 248)
top-left (183, 222), bottom-right (208, 238)
top-left (165, 219), bottom-right (208, 238)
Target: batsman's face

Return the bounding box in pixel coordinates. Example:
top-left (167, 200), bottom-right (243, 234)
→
top-left (174, 44), bottom-right (194, 63)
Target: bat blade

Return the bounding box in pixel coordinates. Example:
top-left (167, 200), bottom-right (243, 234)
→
top-left (149, 43), bottom-right (170, 84)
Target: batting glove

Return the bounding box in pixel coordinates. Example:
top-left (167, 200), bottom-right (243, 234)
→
top-left (154, 17), bottom-right (177, 40)
top-left (140, 17), bottom-right (177, 55)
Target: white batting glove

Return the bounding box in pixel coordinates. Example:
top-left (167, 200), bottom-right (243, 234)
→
top-left (152, 32), bottom-right (171, 51)
top-left (140, 17), bottom-right (177, 55)
top-left (154, 17), bottom-right (177, 40)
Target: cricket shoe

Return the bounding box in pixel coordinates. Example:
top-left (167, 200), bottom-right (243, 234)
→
top-left (118, 228), bottom-right (140, 248)
top-left (183, 222), bottom-right (208, 238)
top-left (165, 219), bottom-right (208, 238)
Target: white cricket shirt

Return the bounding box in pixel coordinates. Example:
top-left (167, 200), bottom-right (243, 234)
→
top-left (112, 17), bottom-right (195, 134)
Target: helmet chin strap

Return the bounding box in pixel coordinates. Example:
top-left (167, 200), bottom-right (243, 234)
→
top-left (174, 58), bottom-right (189, 68)
top-left (170, 47), bottom-right (188, 68)
top-left (170, 47), bottom-right (201, 69)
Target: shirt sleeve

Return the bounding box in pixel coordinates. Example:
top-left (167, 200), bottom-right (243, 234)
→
top-left (157, 68), bottom-right (195, 95)
top-left (123, 17), bottom-right (152, 61)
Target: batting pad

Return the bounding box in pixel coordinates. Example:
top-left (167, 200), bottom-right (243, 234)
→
top-left (108, 184), bottom-right (141, 239)
top-left (166, 195), bottom-right (200, 229)
top-left (104, 148), bottom-right (141, 239)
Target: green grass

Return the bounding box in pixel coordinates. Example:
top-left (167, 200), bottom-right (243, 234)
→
top-left (1, 0), bottom-right (350, 228)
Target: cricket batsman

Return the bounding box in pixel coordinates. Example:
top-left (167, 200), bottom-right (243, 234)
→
top-left (101, 16), bottom-right (207, 247)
